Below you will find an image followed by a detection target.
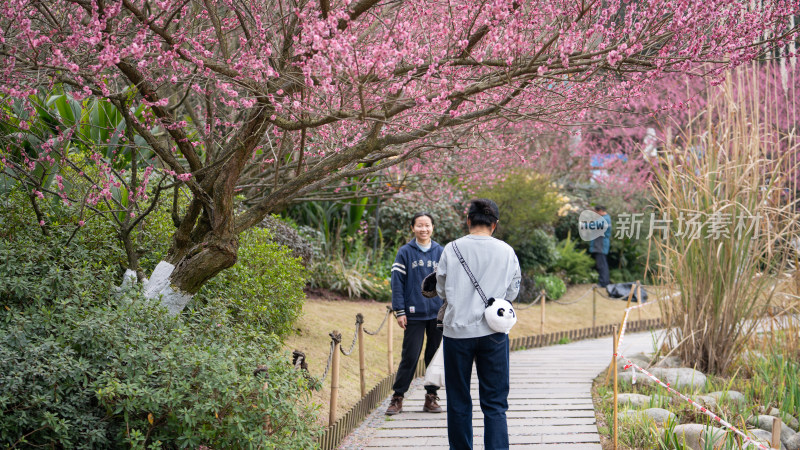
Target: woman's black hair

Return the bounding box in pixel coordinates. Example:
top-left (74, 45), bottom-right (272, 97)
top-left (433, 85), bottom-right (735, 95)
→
top-left (410, 212), bottom-right (435, 229)
top-left (467, 199), bottom-right (499, 228)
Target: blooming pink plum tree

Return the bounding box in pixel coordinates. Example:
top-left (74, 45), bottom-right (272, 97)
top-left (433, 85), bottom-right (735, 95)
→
top-left (0, 0), bottom-right (797, 313)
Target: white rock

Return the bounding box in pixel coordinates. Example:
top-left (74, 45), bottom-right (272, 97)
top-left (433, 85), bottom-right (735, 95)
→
top-left (707, 390), bottom-right (747, 406)
top-left (745, 428), bottom-right (787, 450)
top-left (650, 367), bottom-right (708, 391)
top-left (692, 395), bottom-right (719, 410)
top-left (628, 351), bottom-right (653, 362)
top-left (665, 424), bottom-right (727, 450)
top-left (620, 367), bottom-right (707, 391)
top-left (619, 407), bottom-right (677, 427)
top-left (617, 393), bottom-right (651, 408)
top-left (655, 355), bottom-right (683, 368)
top-left (617, 352), bottom-right (651, 371)
top-left (785, 433), bottom-right (800, 450)
top-left (762, 407), bottom-right (800, 432)
top-left (748, 415), bottom-right (796, 446)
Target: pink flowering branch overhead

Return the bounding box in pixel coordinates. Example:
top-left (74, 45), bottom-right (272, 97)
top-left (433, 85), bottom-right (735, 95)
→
top-left (0, 0), bottom-right (797, 306)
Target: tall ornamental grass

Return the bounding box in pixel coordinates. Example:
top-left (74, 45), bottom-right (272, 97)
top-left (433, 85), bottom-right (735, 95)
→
top-left (651, 64), bottom-right (800, 375)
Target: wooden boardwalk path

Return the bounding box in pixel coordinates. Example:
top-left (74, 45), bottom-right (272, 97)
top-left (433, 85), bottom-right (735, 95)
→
top-left (347, 331), bottom-right (657, 450)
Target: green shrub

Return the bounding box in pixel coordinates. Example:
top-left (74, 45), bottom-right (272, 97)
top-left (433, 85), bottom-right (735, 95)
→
top-left (0, 179), bottom-right (175, 279)
top-left (197, 227), bottom-right (307, 338)
top-left (364, 272), bottom-right (392, 302)
top-left (514, 228), bottom-right (558, 272)
top-left (0, 201), bottom-right (321, 448)
top-left (310, 257), bottom-right (379, 298)
top-left (744, 351), bottom-right (800, 419)
top-left (478, 171), bottom-right (565, 242)
top-left (0, 295), bottom-right (320, 449)
top-left (133, 200), bottom-right (180, 275)
top-left (517, 270), bottom-right (542, 303)
top-left (551, 237), bottom-right (597, 284)
top-left (534, 274), bottom-right (566, 300)
top-left (609, 268), bottom-right (625, 284)
top-left (0, 198), bottom-right (123, 308)
top-left (256, 214), bottom-right (313, 267)
top-left (554, 209), bottom-right (582, 243)
top-left (608, 234), bottom-right (650, 283)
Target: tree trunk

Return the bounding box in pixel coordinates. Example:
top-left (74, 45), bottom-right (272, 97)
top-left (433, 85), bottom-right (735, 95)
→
top-left (168, 233), bottom-right (239, 294)
top-left (142, 232), bottom-right (238, 315)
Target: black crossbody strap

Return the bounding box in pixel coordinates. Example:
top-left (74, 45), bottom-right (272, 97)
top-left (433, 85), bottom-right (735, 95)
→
top-left (451, 242), bottom-right (489, 308)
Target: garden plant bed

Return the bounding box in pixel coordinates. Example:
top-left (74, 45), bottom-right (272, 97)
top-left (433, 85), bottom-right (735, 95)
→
top-left (591, 319), bottom-right (800, 450)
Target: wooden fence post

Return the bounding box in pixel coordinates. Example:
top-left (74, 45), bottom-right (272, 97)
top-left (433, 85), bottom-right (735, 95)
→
top-left (637, 283), bottom-right (643, 322)
top-left (357, 314), bottom-right (366, 398)
top-left (540, 290), bottom-right (546, 335)
top-left (627, 280), bottom-right (638, 310)
top-left (772, 417), bottom-right (781, 449)
top-left (612, 325), bottom-right (619, 450)
top-left (592, 286), bottom-right (597, 332)
top-left (612, 281), bottom-right (638, 347)
top-left (329, 331), bottom-right (342, 427)
top-left (387, 311), bottom-right (394, 375)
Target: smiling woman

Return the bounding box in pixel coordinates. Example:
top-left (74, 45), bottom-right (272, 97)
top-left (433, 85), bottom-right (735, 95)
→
top-left (412, 212), bottom-right (434, 246)
top-left (387, 212), bottom-right (445, 415)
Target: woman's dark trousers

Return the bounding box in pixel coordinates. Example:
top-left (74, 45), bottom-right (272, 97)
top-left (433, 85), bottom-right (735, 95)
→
top-left (392, 318), bottom-right (443, 396)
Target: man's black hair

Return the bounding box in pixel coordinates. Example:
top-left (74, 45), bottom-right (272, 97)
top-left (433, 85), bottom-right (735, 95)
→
top-left (467, 199), bottom-right (500, 228)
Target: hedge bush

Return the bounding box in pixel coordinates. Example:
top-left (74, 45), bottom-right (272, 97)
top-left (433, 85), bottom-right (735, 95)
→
top-left (515, 228), bottom-right (558, 272)
top-left (477, 171), bottom-right (564, 243)
top-left (0, 196), bottom-right (320, 448)
top-left (1, 294), bottom-right (320, 448)
top-left (534, 274), bottom-right (567, 300)
top-left (551, 238), bottom-right (597, 284)
top-left (197, 227), bottom-right (307, 338)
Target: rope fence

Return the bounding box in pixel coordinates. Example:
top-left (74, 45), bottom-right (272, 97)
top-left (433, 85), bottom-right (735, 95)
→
top-left (296, 299), bottom-right (663, 450)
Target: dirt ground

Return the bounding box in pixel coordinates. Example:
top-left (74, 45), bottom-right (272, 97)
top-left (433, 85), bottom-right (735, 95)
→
top-left (285, 284), bottom-right (665, 425)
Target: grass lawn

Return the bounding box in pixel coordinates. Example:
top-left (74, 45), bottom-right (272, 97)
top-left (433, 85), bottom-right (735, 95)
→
top-left (284, 283), bottom-right (663, 425)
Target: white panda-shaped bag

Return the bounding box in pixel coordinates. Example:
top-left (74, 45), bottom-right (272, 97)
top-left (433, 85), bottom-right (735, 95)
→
top-left (485, 297), bottom-right (517, 334)
top-left (451, 242), bottom-right (517, 334)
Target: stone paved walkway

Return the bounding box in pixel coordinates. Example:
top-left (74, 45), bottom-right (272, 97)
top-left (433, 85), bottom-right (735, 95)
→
top-left (338, 331), bottom-right (658, 450)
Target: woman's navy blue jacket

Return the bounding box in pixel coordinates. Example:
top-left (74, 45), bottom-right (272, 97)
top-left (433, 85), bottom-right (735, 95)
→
top-left (391, 239), bottom-right (443, 321)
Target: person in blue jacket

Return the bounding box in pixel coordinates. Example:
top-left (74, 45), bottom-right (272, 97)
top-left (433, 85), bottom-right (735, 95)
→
top-left (590, 205), bottom-right (612, 288)
top-left (386, 212), bottom-right (444, 415)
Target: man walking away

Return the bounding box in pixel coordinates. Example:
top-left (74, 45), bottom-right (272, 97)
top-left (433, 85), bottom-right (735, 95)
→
top-left (590, 205), bottom-right (612, 288)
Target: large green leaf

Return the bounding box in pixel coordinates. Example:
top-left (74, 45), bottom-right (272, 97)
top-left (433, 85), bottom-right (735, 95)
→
top-left (46, 94), bottom-right (81, 127)
top-left (96, 100), bottom-right (116, 148)
top-left (111, 184), bottom-right (129, 223)
top-left (347, 197), bottom-right (369, 236)
top-left (89, 100), bottom-right (104, 144)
